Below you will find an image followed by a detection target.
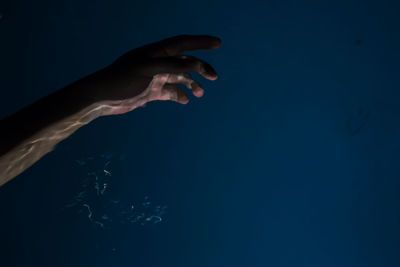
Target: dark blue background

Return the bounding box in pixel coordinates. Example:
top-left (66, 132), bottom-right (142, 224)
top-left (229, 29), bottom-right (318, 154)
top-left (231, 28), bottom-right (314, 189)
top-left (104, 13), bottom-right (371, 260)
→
top-left (1, 0), bottom-right (400, 266)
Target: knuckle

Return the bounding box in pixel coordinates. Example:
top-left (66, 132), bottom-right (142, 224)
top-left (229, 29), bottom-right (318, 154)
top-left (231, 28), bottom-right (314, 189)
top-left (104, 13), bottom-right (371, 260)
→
top-left (182, 72), bottom-right (192, 80)
top-left (197, 61), bottom-right (206, 73)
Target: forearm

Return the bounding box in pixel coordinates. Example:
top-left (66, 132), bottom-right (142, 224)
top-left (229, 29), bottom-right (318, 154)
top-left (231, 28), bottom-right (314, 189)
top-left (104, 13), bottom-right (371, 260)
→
top-left (0, 67), bottom-right (146, 187)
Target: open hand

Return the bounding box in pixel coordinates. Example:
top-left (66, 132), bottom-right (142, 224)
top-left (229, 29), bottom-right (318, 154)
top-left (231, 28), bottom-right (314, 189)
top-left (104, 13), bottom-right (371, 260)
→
top-left (85, 34), bottom-right (221, 115)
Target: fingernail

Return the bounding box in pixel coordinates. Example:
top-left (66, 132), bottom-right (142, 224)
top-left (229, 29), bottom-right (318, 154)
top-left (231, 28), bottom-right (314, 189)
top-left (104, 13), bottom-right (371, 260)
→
top-left (213, 38), bottom-right (222, 48)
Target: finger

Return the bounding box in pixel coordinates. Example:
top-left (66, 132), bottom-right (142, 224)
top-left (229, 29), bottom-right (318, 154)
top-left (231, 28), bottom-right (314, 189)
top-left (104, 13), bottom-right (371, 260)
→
top-left (141, 55), bottom-right (218, 80)
top-left (155, 34), bottom-right (222, 56)
top-left (166, 73), bottom-right (204, 98)
top-left (162, 84), bottom-right (189, 104)
top-left (139, 34), bottom-right (222, 57)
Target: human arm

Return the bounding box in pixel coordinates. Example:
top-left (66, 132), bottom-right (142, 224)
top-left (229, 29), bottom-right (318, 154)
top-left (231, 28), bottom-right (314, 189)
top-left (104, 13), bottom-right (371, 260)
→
top-left (0, 34), bottom-right (221, 187)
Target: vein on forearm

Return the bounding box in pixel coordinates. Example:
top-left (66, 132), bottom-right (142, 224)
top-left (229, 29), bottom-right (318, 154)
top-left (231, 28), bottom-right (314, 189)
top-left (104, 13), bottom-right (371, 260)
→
top-left (0, 69), bottom-right (118, 186)
top-left (0, 85), bottom-right (103, 186)
top-left (0, 67), bottom-right (150, 186)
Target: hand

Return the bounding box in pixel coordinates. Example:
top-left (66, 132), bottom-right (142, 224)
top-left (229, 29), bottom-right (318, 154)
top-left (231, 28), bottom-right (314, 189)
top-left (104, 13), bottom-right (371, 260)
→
top-left (84, 34), bottom-right (221, 115)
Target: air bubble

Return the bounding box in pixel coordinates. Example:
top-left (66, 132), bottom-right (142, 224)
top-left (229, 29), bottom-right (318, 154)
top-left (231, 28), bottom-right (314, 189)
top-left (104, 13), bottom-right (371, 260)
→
top-left (64, 153), bottom-right (167, 229)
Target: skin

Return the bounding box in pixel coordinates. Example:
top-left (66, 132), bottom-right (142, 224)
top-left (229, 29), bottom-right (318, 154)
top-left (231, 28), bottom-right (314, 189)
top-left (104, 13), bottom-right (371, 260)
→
top-left (0, 34), bottom-right (221, 187)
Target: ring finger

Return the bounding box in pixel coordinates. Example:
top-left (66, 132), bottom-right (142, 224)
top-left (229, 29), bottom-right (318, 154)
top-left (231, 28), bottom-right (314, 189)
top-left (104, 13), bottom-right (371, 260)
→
top-left (166, 72), bottom-right (204, 97)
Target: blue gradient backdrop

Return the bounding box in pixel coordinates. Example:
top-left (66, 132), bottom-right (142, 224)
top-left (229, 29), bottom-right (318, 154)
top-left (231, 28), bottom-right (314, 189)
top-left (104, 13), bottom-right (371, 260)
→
top-left (0, 0), bottom-right (400, 266)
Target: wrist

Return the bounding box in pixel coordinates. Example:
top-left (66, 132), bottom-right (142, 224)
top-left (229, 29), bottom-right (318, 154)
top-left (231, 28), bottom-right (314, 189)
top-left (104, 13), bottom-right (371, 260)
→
top-left (65, 66), bottom-right (151, 117)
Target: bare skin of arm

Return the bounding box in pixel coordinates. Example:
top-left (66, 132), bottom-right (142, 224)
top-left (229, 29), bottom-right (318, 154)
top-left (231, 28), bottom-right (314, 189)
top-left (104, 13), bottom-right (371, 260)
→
top-left (0, 34), bottom-right (221, 187)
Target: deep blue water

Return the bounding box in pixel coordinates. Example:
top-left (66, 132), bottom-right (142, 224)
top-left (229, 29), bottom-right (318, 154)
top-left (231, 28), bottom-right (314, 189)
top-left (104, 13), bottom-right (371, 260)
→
top-left (1, 0), bottom-right (400, 266)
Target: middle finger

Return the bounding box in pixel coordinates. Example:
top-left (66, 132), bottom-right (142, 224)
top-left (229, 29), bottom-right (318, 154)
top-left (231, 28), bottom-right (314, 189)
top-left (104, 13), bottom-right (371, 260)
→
top-left (141, 55), bottom-right (218, 81)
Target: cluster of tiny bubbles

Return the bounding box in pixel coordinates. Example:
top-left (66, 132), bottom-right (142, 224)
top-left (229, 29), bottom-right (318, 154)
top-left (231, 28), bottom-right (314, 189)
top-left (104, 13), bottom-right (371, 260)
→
top-left (63, 153), bottom-right (167, 229)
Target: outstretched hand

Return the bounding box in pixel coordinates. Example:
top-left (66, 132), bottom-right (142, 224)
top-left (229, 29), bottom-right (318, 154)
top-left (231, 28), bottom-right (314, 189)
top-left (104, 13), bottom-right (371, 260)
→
top-left (0, 34), bottom-right (221, 186)
top-left (84, 34), bottom-right (221, 115)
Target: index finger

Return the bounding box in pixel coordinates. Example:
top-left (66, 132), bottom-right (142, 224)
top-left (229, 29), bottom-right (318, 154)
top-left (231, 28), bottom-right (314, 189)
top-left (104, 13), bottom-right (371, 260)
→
top-left (151, 34), bottom-right (222, 57)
